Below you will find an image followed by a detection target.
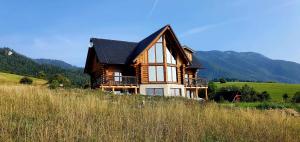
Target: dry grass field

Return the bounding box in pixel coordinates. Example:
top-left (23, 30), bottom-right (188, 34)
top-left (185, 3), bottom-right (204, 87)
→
top-left (0, 85), bottom-right (299, 141)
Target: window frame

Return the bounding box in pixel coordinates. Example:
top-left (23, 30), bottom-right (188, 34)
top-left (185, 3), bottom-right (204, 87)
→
top-left (114, 71), bottom-right (122, 82)
top-left (146, 88), bottom-right (164, 96)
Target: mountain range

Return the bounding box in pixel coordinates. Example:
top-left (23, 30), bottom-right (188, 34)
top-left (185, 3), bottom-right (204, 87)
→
top-left (196, 51), bottom-right (300, 83)
top-left (1, 47), bottom-right (300, 84)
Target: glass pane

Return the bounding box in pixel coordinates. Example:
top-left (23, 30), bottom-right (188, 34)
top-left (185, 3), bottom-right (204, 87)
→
top-left (114, 76), bottom-right (119, 81)
top-left (148, 46), bottom-right (155, 63)
top-left (155, 43), bottom-right (163, 63)
top-left (171, 53), bottom-right (176, 64)
top-left (167, 66), bottom-right (172, 82)
top-left (148, 66), bottom-right (156, 81)
top-left (172, 67), bottom-right (177, 82)
top-left (146, 88), bottom-right (154, 95)
top-left (166, 47), bottom-right (172, 64)
top-left (157, 36), bottom-right (163, 42)
top-left (156, 66), bottom-right (164, 81)
top-left (155, 89), bottom-right (164, 96)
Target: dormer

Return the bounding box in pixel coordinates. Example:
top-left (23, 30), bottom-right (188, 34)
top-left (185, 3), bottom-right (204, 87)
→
top-left (182, 45), bottom-right (194, 62)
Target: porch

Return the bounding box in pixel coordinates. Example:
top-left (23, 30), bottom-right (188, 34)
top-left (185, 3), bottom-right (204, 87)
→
top-left (184, 78), bottom-right (209, 100)
top-left (92, 75), bottom-right (139, 94)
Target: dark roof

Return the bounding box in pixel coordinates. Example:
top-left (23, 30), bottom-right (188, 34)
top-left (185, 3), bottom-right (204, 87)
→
top-left (88, 25), bottom-right (200, 69)
top-left (182, 45), bottom-right (194, 53)
top-left (128, 25), bottom-right (168, 62)
top-left (90, 38), bottom-right (138, 64)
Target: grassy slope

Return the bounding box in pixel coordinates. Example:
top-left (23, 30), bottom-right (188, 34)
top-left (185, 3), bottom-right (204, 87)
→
top-left (0, 72), bottom-right (47, 85)
top-left (0, 85), bottom-right (299, 141)
top-left (216, 82), bottom-right (300, 102)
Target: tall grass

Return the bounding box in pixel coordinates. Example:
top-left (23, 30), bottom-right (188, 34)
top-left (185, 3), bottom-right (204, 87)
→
top-left (0, 85), bottom-right (299, 141)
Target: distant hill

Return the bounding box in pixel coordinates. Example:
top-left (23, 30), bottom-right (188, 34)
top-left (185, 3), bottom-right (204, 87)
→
top-left (0, 47), bottom-right (89, 87)
top-left (34, 59), bottom-right (77, 70)
top-left (196, 51), bottom-right (300, 83)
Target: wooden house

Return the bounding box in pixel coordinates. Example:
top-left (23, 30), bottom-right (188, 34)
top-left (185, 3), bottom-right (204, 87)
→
top-left (84, 25), bottom-right (208, 99)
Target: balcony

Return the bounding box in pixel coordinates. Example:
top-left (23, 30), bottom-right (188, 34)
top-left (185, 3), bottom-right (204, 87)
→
top-left (92, 76), bottom-right (138, 88)
top-left (185, 78), bottom-right (208, 87)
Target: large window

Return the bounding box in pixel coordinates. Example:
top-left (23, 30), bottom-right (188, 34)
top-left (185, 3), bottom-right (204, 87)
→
top-left (148, 37), bottom-right (163, 63)
top-left (147, 35), bottom-right (178, 83)
top-left (146, 88), bottom-right (164, 96)
top-left (166, 47), bottom-right (176, 64)
top-left (170, 88), bottom-right (181, 96)
top-left (148, 66), bottom-right (164, 82)
top-left (167, 66), bottom-right (177, 82)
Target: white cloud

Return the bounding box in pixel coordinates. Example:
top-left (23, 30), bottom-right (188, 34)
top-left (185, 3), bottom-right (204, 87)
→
top-left (180, 19), bottom-right (245, 38)
top-left (148, 0), bottom-right (159, 18)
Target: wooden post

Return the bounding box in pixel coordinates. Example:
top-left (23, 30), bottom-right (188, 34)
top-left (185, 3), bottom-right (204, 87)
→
top-left (112, 87), bottom-right (115, 93)
top-left (195, 88), bottom-right (198, 99)
top-left (205, 88), bottom-right (208, 100)
top-left (134, 87), bottom-right (138, 94)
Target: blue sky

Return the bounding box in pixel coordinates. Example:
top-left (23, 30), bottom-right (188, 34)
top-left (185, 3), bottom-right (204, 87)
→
top-left (1, 0), bottom-right (300, 67)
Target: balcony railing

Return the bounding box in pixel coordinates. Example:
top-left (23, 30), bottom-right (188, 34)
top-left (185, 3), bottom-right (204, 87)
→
top-left (185, 78), bottom-right (208, 87)
top-left (92, 76), bottom-right (137, 87)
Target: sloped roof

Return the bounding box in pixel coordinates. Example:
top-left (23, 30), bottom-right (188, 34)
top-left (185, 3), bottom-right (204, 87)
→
top-left (87, 25), bottom-right (200, 69)
top-left (90, 38), bottom-right (138, 64)
top-left (128, 25), bottom-right (168, 62)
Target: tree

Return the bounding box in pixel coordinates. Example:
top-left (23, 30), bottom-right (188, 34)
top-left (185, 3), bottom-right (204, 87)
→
top-left (48, 74), bottom-right (71, 89)
top-left (37, 71), bottom-right (46, 79)
top-left (282, 93), bottom-right (289, 102)
top-left (291, 92), bottom-right (300, 103)
top-left (19, 77), bottom-right (33, 85)
top-left (219, 78), bottom-right (226, 84)
top-left (207, 82), bottom-right (217, 100)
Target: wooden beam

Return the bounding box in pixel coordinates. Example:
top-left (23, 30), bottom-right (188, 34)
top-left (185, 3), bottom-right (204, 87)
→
top-left (205, 88), bottom-right (208, 100)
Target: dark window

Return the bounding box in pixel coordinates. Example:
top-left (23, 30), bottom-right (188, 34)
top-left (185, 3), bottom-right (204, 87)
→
top-left (146, 88), bottom-right (164, 96)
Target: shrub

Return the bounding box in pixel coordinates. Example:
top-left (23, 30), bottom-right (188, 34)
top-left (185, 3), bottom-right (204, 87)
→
top-left (219, 78), bottom-right (226, 84)
top-left (257, 91), bottom-right (271, 102)
top-left (240, 84), bottom-right (259, 102)
top-left (19, 77), bottom-right (33, 85)
top-left (49, 80), bottom-right (60, 89)
top-left (282, 93), bottom-right (289, 102)
top-left (291, 92), bottom-right (300, 103)
top-left (214, 85), bottom-right (240, 102)
top-left (208, 82), bottom-right (217, 100)
top-left (48, 74), bottom-right (71, 89)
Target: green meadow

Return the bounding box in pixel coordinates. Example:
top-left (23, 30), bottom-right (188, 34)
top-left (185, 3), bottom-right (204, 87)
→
top-left (216, 82), bottom-right (300, 102)
top-left (0, 72), bottom-right (47, 85)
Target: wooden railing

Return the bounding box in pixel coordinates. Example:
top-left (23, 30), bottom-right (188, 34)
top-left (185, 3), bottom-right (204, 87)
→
top-left (184, 78), bottom-right (208, 87)
top-left (92, 76), bottom-right (137, 87)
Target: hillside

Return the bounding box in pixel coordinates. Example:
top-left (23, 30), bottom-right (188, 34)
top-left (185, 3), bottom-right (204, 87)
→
top-left (196, 51), bottom-right (300, 83)
top-left (0, 72), bottom-right (47, 85)
top-left (34, 59), bottom-right (77, 69)
top-left (0, 48), bottom-right (89, 87)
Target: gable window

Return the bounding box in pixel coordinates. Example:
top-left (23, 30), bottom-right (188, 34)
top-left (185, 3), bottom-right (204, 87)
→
top-left (148, 66), bottom-right (164, 82)
top-left (114, 71), bottom-right (122, 82)
top-left (148, 36), bottom-right (163, 63)
top-left (167, 66), bottom-right (177, 82)
top-left (166, 47), bottom-right (176, 64)
top-left (148, 36), bottom-right (165, 82)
